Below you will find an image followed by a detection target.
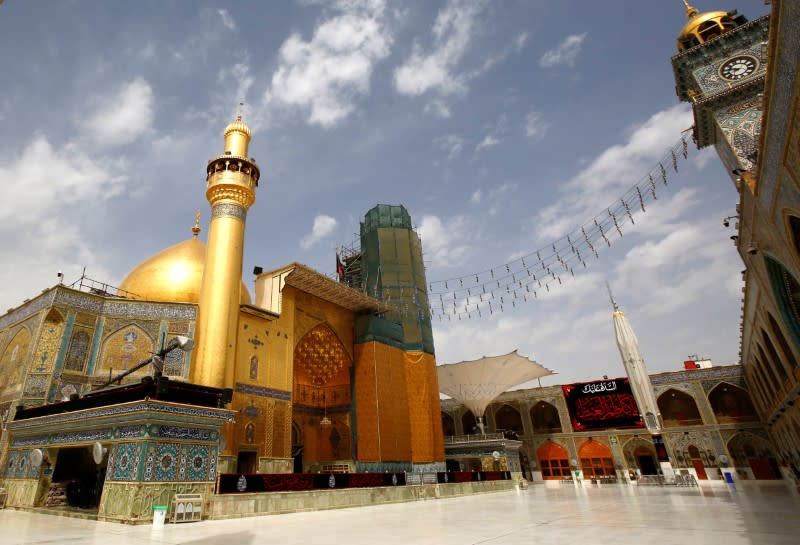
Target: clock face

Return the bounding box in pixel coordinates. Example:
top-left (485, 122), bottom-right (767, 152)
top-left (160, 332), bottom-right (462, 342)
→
top-left (719, 55), bottom-right (758, 81)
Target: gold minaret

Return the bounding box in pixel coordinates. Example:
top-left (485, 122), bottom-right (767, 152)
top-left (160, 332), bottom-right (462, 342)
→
top-left (191, 108), bottom-right (260, 388)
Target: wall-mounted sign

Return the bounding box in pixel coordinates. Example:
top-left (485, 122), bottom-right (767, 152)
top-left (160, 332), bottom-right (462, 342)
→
top-left (562, 378), bottom-right (645, 431)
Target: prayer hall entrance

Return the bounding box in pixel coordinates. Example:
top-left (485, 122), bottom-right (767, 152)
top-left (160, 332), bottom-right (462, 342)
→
top-left (48, 446), bottom-right (106, 510)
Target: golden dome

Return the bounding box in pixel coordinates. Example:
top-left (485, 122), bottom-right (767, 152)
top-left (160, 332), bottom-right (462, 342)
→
top-left (224, 116), bottom-right (252, 139)
top-left (223, 105), bottom-right (252, 157)
top-left (119, 220), bottom-right (251, 305)
top-left (677, 3), bottom-right (739, 51)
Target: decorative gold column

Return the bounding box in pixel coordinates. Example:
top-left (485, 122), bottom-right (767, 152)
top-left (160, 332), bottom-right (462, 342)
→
top-left (191, 114), bottom-right (261, 388)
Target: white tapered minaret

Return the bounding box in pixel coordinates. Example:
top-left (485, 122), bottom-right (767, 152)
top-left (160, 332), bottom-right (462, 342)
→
top-left (608, 284), bottom-right (662, 433)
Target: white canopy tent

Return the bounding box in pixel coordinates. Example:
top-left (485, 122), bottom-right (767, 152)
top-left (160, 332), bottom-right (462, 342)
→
top-left (437, 351), bottom-right (554, 434)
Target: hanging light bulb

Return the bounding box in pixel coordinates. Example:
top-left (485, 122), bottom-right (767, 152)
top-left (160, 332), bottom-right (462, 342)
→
top-left (320, 391), bottom-right (331, 427)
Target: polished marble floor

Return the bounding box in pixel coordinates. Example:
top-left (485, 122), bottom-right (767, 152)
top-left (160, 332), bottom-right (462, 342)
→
top-left (2, 482), bottom-right (799, 545)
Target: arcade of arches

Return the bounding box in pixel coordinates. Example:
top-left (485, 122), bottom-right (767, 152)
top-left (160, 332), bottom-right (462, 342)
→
top-left (439, 364), bottom-right (786, 482)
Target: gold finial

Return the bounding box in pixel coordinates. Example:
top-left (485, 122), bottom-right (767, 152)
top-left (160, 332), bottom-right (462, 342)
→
top-left (682, 0), bottom-right (699, 19)
top-left (192, 210), bottom-right (201, 238)
top-left (223, 103), bottom-right (252, 156)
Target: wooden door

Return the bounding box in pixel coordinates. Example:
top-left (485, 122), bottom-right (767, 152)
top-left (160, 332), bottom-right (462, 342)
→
top-left (691, 459), bottom-right (707, 480)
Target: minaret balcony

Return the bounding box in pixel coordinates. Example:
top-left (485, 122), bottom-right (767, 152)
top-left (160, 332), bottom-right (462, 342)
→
top-left (206, 155), bottom-right (260, 187)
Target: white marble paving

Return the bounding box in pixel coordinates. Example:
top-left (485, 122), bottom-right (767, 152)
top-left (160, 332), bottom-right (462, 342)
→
top-left (2, 482), bottom-right (799, 545)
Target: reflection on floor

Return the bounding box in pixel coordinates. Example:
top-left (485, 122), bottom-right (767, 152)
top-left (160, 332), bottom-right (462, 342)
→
top-left (2, 481), bottom-right (799, 545)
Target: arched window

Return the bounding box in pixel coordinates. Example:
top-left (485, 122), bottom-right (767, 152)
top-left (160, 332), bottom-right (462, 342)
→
top-left (708, 383), bottom-right (758, 423)
top-left (441, 412), bottom-right (455, 437)
top-left (493, 404), bottom-right (523, 433)
top-left (657, 389), bottom-right (702, 427)
top-left (764, 255), bottom-right (800, 353)
top-left (537, 441), bottom-right (570, 480)
top-left (530, 401), bottom-right (562, 433)
top-left (579, 439), bottom-right (614, 478)
top-left (761, 328), bottom-right (791, 383)
top-left (756, 345), bottom-right (781, 392)
top-left (767, 312), bottom-right (798, 370)
top-left (64, 331), bottom-right (91, 372)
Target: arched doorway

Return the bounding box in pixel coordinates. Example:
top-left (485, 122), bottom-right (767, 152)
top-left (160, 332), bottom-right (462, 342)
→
top-left (687, 445), bottom-right (707, 480)
top-left (727, 433), bottom-right (781, 479)
top-left (657, 389), bottom-right (702, 427)
top-left (493, 404), bottom-right (523, 433)
top-left (708, 383), bottom-right (758, 423)
top-left (578, 439), bottom-right (614, 479)
top-left (441, 412), bottom-right (455, 437)
top-left (634, 446), bottom-right (658, 475)
top-left (292, 324), bottom-right (353, 472)
top-left (530, 401), bottom-right (562, 433)
top-left (624, 438), bottom-right (658, 476)
top-left (461, 410), bottom-right (478, 435)
top-left (537, 441), bottom-right (570, 480)
top-left (291, 421), bottom-right (303, 473)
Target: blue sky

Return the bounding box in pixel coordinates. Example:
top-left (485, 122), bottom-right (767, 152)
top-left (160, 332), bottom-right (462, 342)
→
top-left (0, 0), bottom-right (770, 385)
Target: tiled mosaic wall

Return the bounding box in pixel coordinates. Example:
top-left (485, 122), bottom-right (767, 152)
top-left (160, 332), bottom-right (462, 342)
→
top-left (106, 440), bottom-right (218, 483)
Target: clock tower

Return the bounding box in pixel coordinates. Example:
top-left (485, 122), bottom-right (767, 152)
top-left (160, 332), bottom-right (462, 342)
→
top-left (671, 2), bottom-right (769, 185)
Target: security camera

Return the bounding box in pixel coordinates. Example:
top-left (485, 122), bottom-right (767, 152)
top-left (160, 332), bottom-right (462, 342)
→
top-left (723, 218), bottom-right (730, 228)
top-left (747, 246), bottom-right (758, 255)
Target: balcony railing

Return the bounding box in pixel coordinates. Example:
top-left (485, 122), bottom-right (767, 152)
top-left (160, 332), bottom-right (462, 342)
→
top-left (444, 433), bottom-right (505, 444)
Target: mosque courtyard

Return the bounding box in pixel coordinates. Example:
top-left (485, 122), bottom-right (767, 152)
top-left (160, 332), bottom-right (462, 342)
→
top-left (2, 482), bottom-right (799, 545)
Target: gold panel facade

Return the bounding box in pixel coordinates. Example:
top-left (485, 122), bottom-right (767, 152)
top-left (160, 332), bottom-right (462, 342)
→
top-left (32, 309), bottom-right (64, 374)
top-left (294, 324), bottom-right (351, 386)
top-left (353, 342), bottom-right (412, 462)
top-left (96, 325), bottom-right (154, 376)
top-left (0, 326), bottom-right (32, 395)
top-left (404, 351), bottom-right (445, 463)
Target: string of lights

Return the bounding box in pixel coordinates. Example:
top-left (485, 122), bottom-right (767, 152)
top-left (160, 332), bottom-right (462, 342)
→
top-left (375, 136), bottom-right (689, 322)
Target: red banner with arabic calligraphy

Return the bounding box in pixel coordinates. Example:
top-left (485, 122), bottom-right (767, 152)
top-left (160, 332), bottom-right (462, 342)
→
top-left (562, 378), bottom-right (645, 431)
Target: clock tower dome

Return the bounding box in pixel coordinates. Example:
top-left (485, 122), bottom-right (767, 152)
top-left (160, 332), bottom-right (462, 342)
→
top-left (671, 2), bottom-right (769, 186)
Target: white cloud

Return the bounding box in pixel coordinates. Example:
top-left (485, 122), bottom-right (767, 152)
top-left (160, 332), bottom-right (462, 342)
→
top-left (470, 190), bottom-right (482, 204)
top-left (218, 9), bottom-right (237, 30)
top-left (268, 1), bottom-right (391, 127)
top-left (301, 214), bottom-right (338, 249)
top-left (485, 183), bottom-right (516, 216)
top-left (0, 136), bottom-right (128, 312)
top-left (417, 214), bottom-right (473, 267)
top-left (539, 32), bottom-right (587, 68)
top-left (693, 147), bottom-right (717, 169)
top-left (217, 62), bottom-right (255, 123)
top-left (475, 135), bottom-right (500, 152)
top-left (524, 111), bottom-right (549, 140)
top-left (435, 134), bottom-right (464, 160)
top-left (515, 32), bottom-right (529, 52)
top-left (84, 78), bottom-right (154, 147)
top-left (393, 0), bottom-right (486, 96)
top-left (424, 99), bottom-right (452, 119)
top-left (533, 103), bottom-right (692, 241)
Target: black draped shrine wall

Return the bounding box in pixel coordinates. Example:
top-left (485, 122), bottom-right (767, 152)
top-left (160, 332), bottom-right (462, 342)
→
top-left (562, 378), bottom-right (645, 431)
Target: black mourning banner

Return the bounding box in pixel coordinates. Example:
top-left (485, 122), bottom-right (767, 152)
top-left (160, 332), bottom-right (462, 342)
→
top-left (562, 378), bottom-right (645, 431)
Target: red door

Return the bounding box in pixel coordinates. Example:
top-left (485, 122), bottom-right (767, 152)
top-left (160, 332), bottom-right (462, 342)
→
top-left (691, 459), bottom-right (707, 480)
top-left (749, 459), bottom-right (778, 479)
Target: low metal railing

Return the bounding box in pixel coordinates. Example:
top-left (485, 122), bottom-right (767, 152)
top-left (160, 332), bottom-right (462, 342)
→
top-left (444, 433), bottom-right (504, 444)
